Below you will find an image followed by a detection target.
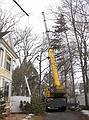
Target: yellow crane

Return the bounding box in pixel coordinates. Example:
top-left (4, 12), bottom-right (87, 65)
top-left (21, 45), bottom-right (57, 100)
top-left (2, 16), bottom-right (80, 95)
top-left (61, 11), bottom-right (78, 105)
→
top-left (42, 12), bottom-right (66, 111)
top-left (48, 48), bottom-right (64, 90)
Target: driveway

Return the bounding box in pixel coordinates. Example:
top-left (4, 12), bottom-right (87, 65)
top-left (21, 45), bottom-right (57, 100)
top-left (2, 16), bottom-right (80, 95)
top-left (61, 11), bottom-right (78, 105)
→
top-left (44, 111), bottom-right (89, 120)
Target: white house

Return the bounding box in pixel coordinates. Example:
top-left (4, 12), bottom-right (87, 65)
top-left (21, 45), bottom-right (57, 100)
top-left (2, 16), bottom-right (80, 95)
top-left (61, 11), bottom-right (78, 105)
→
top-left (0, 32), bottom-right (31, 113)
top-left (0, 32), bottom-right (17, 99)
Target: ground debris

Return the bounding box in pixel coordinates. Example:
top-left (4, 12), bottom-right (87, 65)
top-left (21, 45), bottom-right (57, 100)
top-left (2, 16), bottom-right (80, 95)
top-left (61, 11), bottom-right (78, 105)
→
top-left (5, 114), bottom-right (27, 120)
top-left (4, 114), bottom-right (44, 120)
top-left (75, 111), bottom-right (89, 120)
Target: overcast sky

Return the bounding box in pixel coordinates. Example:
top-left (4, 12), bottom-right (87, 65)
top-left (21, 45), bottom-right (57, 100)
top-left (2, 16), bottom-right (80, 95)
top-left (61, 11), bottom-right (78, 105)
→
top-left (0, 0), bottom-right (83, 82)
top-left (0, 0), bottom-right (62, 35)
top-left (0, 0), bottom-right (62, 75)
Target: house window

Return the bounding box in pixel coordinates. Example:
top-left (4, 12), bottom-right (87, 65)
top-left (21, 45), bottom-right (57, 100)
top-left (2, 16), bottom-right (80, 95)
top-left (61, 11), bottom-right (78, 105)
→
top-left (6, 54), bottom-right (11, 71)
top-left (0, 48), bottom-right (4, 67)
top-left (4, 82), bottom-right (9, 97)
top-left (0, 50), bottom-right (1, 66)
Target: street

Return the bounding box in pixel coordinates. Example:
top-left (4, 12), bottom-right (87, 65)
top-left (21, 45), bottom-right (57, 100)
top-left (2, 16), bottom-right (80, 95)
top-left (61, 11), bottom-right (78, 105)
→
top-left (44, 111), bottom-right (89, 120)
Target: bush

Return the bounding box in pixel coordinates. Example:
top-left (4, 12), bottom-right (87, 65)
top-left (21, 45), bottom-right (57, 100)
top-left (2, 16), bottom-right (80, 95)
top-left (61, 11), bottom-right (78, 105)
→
top-left (31, 97), bottom-right (45, 115)
top-left (80, 105), bottom-right (89, 110)
top-left (0, 89), bottom-right (6, 119)
top-left (19, 97), bottom-right (45, 114)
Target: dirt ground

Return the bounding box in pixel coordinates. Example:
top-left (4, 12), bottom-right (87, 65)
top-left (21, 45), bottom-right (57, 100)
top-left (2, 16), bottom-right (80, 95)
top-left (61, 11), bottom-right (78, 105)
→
top-left (77, 112), bottom-right (89, 120)
top-left (5, 114), bottom-right (27, 120)
top-left (4, 114), bottom-right (44, 120)
top-left (3, 112), bottom-right (89, 120)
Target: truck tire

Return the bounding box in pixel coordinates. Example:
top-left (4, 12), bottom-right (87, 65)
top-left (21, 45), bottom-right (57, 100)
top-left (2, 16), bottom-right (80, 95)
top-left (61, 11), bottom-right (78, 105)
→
top-left (46, 107), bottom-right (49, 112)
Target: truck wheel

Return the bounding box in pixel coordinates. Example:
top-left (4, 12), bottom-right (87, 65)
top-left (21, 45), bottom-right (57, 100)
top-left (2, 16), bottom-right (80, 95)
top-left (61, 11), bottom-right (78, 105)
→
top-left (62, 107), bottom-right (66, 111)
top-left (46, 107), bottom-right (49, 112)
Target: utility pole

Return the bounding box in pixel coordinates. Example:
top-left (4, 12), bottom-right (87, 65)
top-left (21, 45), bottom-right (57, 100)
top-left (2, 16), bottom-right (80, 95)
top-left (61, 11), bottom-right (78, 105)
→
top-left (36, 49), bottom-right (43, 96)
top-left (37, 48), bottom-right (47, 96)
top-left (39, 49), bottom-right (43, 96)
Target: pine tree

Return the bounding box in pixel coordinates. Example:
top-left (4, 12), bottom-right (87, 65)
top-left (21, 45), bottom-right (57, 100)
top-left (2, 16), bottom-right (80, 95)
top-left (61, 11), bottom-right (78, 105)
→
top-left (51, 13), bottom-right (68, 70)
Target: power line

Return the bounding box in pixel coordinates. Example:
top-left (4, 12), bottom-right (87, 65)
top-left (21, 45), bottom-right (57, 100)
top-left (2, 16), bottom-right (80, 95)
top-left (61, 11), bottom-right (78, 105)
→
top-left (13, 0), bottom-right (29, 16)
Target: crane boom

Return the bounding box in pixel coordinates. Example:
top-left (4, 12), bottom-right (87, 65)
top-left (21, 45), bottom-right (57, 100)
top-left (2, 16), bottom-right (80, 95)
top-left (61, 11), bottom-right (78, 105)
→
top-left (48, 48), bottom-right (61, 87)
top-left (42, 12), bottom-right (50, 46)
top-left (49, 48), bottom-right (65, 91)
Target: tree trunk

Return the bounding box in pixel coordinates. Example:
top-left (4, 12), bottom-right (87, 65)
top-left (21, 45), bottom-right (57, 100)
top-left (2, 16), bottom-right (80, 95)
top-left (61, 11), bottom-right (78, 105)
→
top-left (70, 5), bottom-right (88, 108)
top-left (65, 32), bottom-right (76, 103)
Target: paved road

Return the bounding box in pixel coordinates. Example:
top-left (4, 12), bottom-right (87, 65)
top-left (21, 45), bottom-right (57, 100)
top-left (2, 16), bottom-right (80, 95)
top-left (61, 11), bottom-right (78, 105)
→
top-left (44, 111), bottom-right (86, 120)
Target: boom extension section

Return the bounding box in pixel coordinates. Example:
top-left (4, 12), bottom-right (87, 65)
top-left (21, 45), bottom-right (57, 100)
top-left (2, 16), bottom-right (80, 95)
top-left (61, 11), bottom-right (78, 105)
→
top-left (48, 48), bottom-right (64, 92)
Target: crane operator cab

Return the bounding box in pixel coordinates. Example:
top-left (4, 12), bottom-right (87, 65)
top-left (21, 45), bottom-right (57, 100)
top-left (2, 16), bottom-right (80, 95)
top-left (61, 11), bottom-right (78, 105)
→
top-left (44, 85), bottom-right (66, 112)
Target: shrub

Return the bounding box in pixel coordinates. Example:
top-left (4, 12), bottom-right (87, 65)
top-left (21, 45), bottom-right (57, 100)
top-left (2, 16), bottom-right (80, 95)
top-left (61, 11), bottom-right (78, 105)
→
top-left (31, 96), bottom-right (45, 115)
top-left (0, 89), bottom-right (6, 119)
top-left (19, 97), bottom-right (45, 114)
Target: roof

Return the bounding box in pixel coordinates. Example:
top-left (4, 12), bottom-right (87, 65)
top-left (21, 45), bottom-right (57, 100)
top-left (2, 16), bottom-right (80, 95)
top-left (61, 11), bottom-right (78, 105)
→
top-left (0, 31), bottom-right (10, 39)
top-left (0, 38), bottom-right (18, 59)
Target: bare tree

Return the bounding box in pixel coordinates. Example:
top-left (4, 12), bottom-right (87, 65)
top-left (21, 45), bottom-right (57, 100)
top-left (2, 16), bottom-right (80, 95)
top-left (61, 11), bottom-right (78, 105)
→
top-left (48, 0), bottom-right (89, 107)
top-left (13, 27), bottom-right (42, 64)
top-left (0, 8), bottom-right (23, 33)
top-left (61, 0), bottom-right (89, 108)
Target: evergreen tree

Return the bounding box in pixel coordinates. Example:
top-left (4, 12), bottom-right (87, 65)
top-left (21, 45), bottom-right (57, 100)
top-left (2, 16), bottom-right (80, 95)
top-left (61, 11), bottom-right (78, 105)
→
top-left (51, 13), bottom-right (69, 76)
top-left (51, 14), bottom-right (67, 48)
top-left (12, 60), bottom-right (39, 97)
top-left (52, 13), bottom-right (77, 103)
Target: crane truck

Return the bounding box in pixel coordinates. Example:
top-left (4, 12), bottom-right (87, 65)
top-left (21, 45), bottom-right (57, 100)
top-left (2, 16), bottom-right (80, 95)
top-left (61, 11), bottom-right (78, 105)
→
top-left (42, 12), bottom-right (66, 112)
top-left (44, 48), bottom-right (66, 111)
